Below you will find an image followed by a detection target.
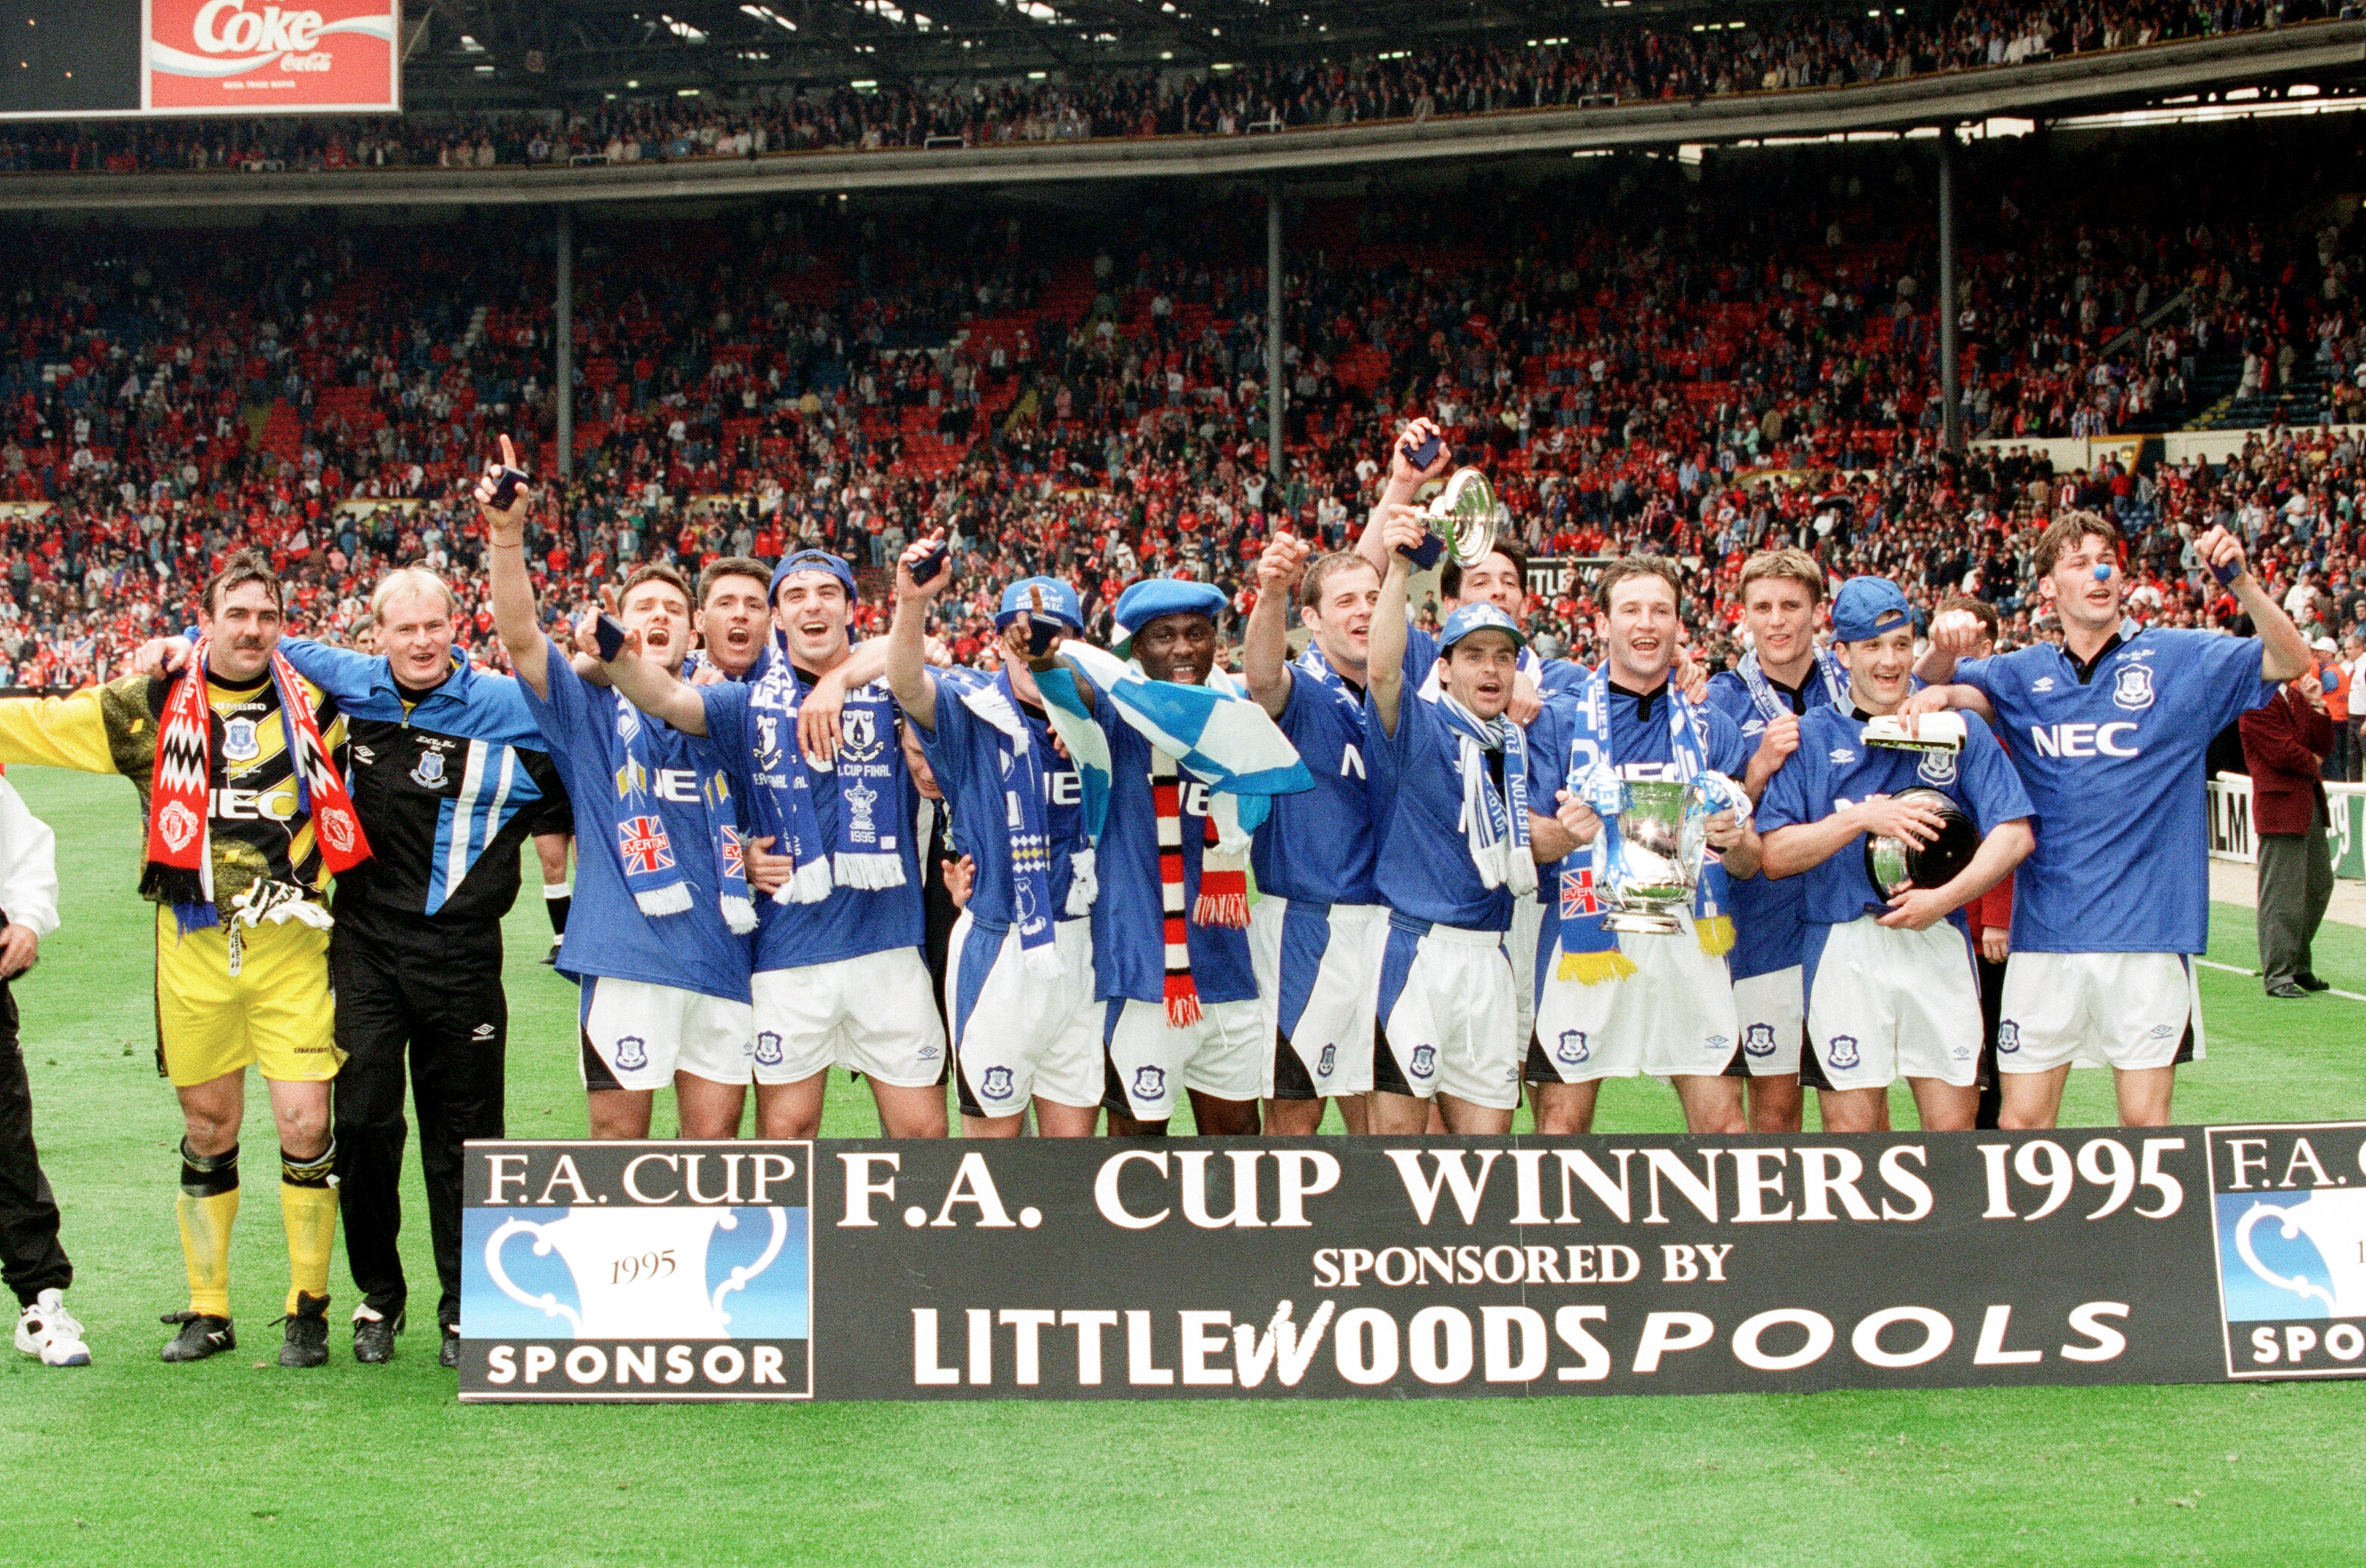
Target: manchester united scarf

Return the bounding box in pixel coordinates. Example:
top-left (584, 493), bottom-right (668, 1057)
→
top-left (142, 639), bottom-right (370, 933)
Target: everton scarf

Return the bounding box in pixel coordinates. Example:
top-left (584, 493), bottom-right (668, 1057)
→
top-left (1433, 691), bottom-right (1537, 899)
top-left (1039, 641), bottom-right (1311, 1027)
top-left (1735, 646), bottom-right (1849, 723)
top-left (747, 645), bottom-right (910, 903)
top-left (946, 668), bottom-right (1064, 975)
top-left (1552, 666), bottom-right (1745, 983)
top-left (143, 640), bottom-right (369, 934)
top-left (607, 691), bottom-right (754, 933)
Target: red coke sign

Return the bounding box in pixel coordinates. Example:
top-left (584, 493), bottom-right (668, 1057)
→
top-left (145, 0), bottom-right (400, 113)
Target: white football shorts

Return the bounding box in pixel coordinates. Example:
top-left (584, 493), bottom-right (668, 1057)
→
top-left (1251, 896), bottom-right (1384, 1100)
top-left (751, 947), bottom-right (949, 1088)
top-left (578, 976), bottom-right (754, 1092)
top-left (1801, 917), bottom-right (1981, 1091)
top-left (1995, 951), bottom-right (2204, 1074)
top-left (1101, 996), bottom-right (1266, 1122)
top-left (946, 913), bottom-right (1101, 1116)
top-left (1730, 965), bottom-right (1805, 1077)
top-left (1530, 913), bottom-right (1742, 1084)
top-left (1374, 917), bottom-right (1520, 1110)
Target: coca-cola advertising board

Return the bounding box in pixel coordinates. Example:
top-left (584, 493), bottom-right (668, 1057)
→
top-left (144, 0), bottom-right (400, 114)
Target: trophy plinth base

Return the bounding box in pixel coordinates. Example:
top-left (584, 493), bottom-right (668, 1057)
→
top-left (1603, 910), bottom-right (1684, 936)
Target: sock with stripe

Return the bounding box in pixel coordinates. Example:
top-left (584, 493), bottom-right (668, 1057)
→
top-left (280, 1141), bottom-right (339, 1315)
top-left (176, 1139), bottom-right (240, 1319)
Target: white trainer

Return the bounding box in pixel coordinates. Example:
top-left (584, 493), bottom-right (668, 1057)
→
top-left (14, 1289), bottom-right (91, 1367)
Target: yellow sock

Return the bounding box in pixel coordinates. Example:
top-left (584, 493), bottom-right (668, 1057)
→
top-left (176, 1140), bottom-right (240, 1319)
top-left (176, 1189), bottom-right (239, 1318)
top-left (280, 1143), bottom-right (339, 1316)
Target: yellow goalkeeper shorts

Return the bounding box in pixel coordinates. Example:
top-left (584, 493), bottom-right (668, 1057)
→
top-left (152, 905), bottom-right (343, 1087)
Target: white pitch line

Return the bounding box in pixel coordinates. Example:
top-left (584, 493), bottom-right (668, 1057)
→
top-left (2194, 956), bottom-right (2366, 1003)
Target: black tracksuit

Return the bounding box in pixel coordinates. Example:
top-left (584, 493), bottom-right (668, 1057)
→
top-left (290, 647), bottom-right (566, 1332)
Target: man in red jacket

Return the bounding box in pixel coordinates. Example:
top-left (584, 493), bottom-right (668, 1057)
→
top-left (2240, 667), bottom-right (2335, 999)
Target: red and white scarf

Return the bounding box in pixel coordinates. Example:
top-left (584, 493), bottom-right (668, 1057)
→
top-left (142, 638), bottom-right (371, 930)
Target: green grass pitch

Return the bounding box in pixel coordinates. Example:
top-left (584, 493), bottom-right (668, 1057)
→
top-left (0, 764), bottom-right (2360, 1567)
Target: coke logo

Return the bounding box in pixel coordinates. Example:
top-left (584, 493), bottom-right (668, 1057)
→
top-left (191, 1), bottom-right (327, 55)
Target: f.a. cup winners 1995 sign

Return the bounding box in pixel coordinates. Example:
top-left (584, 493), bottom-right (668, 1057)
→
top-left (458, 1123), bottom-right (2366, 1402)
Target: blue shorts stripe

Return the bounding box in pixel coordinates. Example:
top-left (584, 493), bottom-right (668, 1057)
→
top-left (1375, 923), bottom-right (1423, 1025)
top-left (1274, 900), bottom-right (1332, 1042)
top-left (949, 919), bottom-right (1004, 1049)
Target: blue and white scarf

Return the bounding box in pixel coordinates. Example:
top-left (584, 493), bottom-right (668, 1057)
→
top-left (1036, 641), bottom-right (1314, 857)
top-left (1735, 645), bottom-right (1849, 723)
top-left (608, 691), bottom-right (754, 933)
top-left (1554, 667), bottom-right (1748, 981)
top-left (941, 667), bottom-right (1094, 973)
top-left (1435, 691), bottom-right (1537, 897)
top-left (745, 641), bottom-right (909, 903)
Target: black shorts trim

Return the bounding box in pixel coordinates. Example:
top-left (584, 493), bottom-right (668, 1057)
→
top-left (1268, 1028), bottom-right (1319, 1102)
top-left (1798, 1037), bottom-right (1834, 1092)
top-left (1520, 1031), bottom-right (1557, 1087)
top-left (580, 1029), bottom-right (623, 1093)
top-left (1370, 1022), bottom-right (1413, 1097)
top-left (1099, 1049), bottom-right (1136, 1119)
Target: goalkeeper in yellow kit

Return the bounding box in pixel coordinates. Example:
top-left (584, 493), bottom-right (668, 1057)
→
top-left (0, 550), bottom-right (364, 1366)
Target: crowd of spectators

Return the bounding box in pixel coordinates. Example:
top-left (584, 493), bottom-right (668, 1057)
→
top-left (0, 0), bottom-right (2347, 178)
top-left (3, 120), bottom-right (2365, 705)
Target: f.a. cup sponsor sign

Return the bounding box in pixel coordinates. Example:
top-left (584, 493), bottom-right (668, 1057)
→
top-left (459, 1125), bottom-right (2366, 1402)
top-left (145, 0), bottom-right (400, 112)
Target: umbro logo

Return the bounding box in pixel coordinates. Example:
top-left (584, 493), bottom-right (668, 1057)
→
top-left (471, 1023), bottom-right (496, 1041)
top-left (1829, 747), bottom-right (1856, 764)
top-left (2031, 677), bottom-right (2056, 693)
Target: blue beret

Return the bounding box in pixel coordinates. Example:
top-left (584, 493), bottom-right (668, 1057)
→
top-left (1113, 578), bottom-right (1226, 651)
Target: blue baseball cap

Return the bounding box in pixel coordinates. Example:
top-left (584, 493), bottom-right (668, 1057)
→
top-left (1439, 601), bottom-right (1526, 653)
top-left (996, 576), bottom-right (1083, 632)
top-left (769, 549), bottom-right (857, 606)
top-left (1830, 576), bottom-right (1914, 644)
top-left (1112, 578), bottom-right (1227, 652)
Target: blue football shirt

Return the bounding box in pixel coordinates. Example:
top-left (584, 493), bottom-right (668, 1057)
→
top-left (1251, 651), bottom-right (1380, 906)
top-left (1705, 664), bottom-right (1849, 979)
top-left (1954, 626), bottom-right (2272, 954)
top-left (1076, 693), bottom-right (1259, 1006)
top-left (700, 675), bottom-right (926, 972)
top-left (914, 668), bottom-right (1087, 929)
top-left (522, 645), bottom-right (751, 1002)
top-left (1756, 704), bottom-right (2033, 931)
top-left (1365, 685), bottom-right (1528, 933)
top-left (1526, 682), bottom-right (1749, 967)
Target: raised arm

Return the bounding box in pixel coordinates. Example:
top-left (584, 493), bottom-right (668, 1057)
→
top-left (480, 435), bottom-right (551, 700)
top-left (1243, 531), bottom-right (1311, 719)
top-left (1366, 504), bottom-right (1428, 739)
top-left (1355, 417), bottom-right (1450, 584)
top-left (1915, 607), bottom-right (1985, 687)
top-left (2198, 524), bottom-right (2312, 682)
top-left (601, 624), bottom-right (711, 737)
top-left (885, 534), bottom-right (947, 733)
